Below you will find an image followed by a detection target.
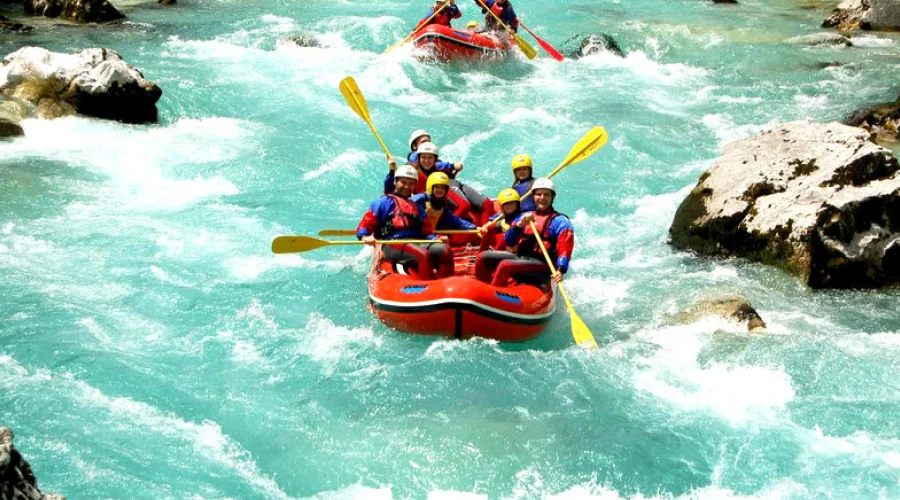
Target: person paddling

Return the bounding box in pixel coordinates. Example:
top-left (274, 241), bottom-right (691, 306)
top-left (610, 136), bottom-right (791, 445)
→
top-left (509, 153), bottom-right (537, 212)
top-left (477, 0), bottom-right (518, 33)
top-left (416, 0), bottom-right (462, 30)
top-left (357, 165), bottom-right (454, 280)
top-left (475, 178), bottom-right (574, 285)
top-left (478, 188), bottom-right (521, 251)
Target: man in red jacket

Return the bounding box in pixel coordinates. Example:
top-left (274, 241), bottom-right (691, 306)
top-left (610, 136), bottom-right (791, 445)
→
top-left (416, 0), bottom-right (462, 30)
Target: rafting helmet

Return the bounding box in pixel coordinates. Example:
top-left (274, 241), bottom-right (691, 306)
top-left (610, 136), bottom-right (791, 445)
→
top-left (395, 165), bottom-right (419, 181)
top-left (497, 188), bottom-right (521, 206)
top-left (426, 172), bottom-right (451, 196)
top-left (417, 141), bottom-right (439, 157)
top-left (466, 20), bottom-right (479, 29)
top-left (409, 129), bottom-right (430, 150)
top-left (532, 177), bottom-right (555, 197)
top-left (511, 154), bottom-right (533, 172)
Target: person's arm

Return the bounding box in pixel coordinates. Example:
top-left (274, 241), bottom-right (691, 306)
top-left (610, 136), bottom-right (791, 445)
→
top-left (444, 211), bottom-right (477, 230)
top-left (357, 199), bottom-right (388, 240)
top-left (383, 170), bottom-right (396, 195)
top-left (449, 4), bottom-right (462, 18)
top-left (503, 212), bottom-right (532, 247)
top-left (550, 216), bottom-right (575, 273)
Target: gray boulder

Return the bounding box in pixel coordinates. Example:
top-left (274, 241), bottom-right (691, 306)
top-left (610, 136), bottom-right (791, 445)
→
top-left (786, 32), bottom-right (853, 46)
top-left (674, 296), bottom-right (766, 331)
top-left (0, 15), bottom-right (35, 32)
top-left (24, 0), bottom-right (124, 23)
top-left (824, 0), bottom-right (900, 31)
top-left (0, 46), bottom-right (161, 123)
top-left (669, 121), bottom-right (900, 289)
top-left (564, 33), bottom-right (624, 58)
top-left (0, 427), bottom-right (65, 500)
top-left (277, 33), bottom-right (319, 48)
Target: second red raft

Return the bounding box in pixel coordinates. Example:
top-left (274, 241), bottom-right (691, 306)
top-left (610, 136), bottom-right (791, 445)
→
top-left (411, 24), bottom-right (514, 62)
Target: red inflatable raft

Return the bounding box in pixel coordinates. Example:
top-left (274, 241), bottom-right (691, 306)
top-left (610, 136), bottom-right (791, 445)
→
top-left (368, 244), bottom-right (556, 342)
top-left (411, 24), bottom-right (514, 62)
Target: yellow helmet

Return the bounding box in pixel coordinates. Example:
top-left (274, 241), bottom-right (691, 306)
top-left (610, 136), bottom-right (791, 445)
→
top-left (466, 20), bottom-right (478, 29)
top-left (497, 188), bottom-right (521, 206)
top-left (426, 172), bottom-right (451, 195)
top-left (511, 154), bottom-right (533, 171)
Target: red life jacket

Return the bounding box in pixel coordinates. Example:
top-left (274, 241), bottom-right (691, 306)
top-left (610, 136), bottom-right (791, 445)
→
top-left (517, 211), bottom-right (561, 260)
top-left (380, 195), bottom-right (423, 238)
top-left (432, 8), bottom-right (455, 26)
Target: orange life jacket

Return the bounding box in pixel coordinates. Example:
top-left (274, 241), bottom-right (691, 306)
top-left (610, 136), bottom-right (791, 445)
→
top-left (517, 211), bottom-right (561, 259)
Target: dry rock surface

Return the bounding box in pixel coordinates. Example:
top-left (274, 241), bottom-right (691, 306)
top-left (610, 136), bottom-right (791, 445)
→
top-left (669, 121), bottom-right (900, 289)
top-left (0, 427), bottom-right (65, 500)
top-left (0, 46), bottom-right (161, 123)
top-left (824, 0), bottom-right (900, 31)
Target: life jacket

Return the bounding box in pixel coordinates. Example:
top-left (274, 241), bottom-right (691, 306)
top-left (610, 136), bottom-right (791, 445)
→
top-left (425, 198), bottom-right (444, 229)
top-left (379, 195), bottom-right (423, 238)
top-left (432, 7), bottom-right (455, 26)
top-left (485, 2), bottom-right (506, 28)
top-left (516, 211), bottom-right (564, 260)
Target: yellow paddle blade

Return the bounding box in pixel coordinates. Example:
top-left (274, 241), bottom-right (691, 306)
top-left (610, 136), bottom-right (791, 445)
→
top-left (544, 126), bottom-right (608, 181)
top-left (339, 76), bottom-right (370, 123)
top-left (568, 301), bottom-right (598, 349)
top-left (513, 33), bottom-right (537, 59)
top-left (272, 235), bottom-right (331, 253)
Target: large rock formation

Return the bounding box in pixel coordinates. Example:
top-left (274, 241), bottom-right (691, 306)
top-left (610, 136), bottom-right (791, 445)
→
top-left (0, 46), bottom-right (161, 123)
top-left (669, 121), bottom-right (900, 289)
top-left (823, 0), bottom-right (900, 31)
top-left (24, 0), bottom-right (124, 23)
top-left (0, 428), bottom-right (65, 500)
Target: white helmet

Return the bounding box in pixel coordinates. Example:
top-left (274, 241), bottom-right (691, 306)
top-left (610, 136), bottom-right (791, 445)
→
top-left (409, 129), bottom-right (430, 149)
top-left (417, 141), bottom-right (439, 156)
top-left (532, 177), bottom-right (555, 195)
top-left (395, 165), bottom-right (419, 181)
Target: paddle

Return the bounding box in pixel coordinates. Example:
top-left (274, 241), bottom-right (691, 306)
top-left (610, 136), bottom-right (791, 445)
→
top-left (528, 221), bottom-right (597, 349)
top-left (339, 76), bottom-right (392, 160)
top-left (472, 0), bottom-right (536, 59)
top-left (272, 236), bottom-right (436, 254)
top-left (318, 229), bottom-right (480, 237)
top-left (521, 125), bottom-right (608, 201)
top-left (518, 22), bottom-right (564, 62)
top-left (383, 0), bottom-right (451, 55)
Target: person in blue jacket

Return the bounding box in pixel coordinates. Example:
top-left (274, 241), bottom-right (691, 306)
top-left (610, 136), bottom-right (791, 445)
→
top-left (478, 0), bottom-right (518, 32)
top-left (357, 165), bottom-right (453, 280)
top-left (416, 0), bottom-right (462, 30)
top-left (411, 172), bottom-right (478, 233)
top-left (475, 178), bottom-right (574, 286)
top-left (509, 153), bottom-right (537, 212)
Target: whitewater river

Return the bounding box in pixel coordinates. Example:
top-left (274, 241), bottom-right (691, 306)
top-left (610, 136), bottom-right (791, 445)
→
top-left (1, 0), bottom-right (900, 498)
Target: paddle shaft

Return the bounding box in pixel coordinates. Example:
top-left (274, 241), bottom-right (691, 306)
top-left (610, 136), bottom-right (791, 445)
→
top-left (318, 229), bottom-right (479, 237)
top-left (519, 22), bottom-right (564, 62)
top-left (383, 0), bottom-right (451, 54)
top-left (528, 221), bottom-right (598, 348)
top-left (471, 0), bottom-right (535, 58)
top-left (520, 126), bottom-right (608, 201)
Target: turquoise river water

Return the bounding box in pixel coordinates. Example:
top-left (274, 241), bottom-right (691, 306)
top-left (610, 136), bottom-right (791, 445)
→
top-left (2, 0), bottom-right (900, 498)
